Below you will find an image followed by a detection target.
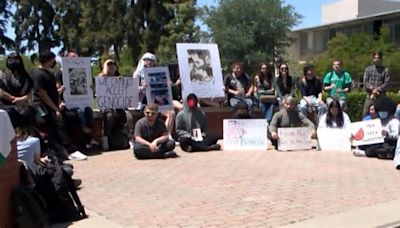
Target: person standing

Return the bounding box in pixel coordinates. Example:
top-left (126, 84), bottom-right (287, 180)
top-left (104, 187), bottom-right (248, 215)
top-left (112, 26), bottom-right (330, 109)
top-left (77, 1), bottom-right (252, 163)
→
top-left (323, 59), bottom-right (352, 109)
top-left (362, 51), bottom-right (390, 117)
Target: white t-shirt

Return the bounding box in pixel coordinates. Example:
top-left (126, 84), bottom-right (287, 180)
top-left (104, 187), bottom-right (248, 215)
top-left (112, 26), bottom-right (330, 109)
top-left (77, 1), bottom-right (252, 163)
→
top-left (17, 136), bottom-right (41, 170)
top-left (0, 110), bottom-right (15, 165)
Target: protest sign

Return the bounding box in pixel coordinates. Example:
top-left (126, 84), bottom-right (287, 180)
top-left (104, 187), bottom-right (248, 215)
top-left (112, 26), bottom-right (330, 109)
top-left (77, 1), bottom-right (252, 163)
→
top-left (143, 67), bottom-right (174, 112)
top-left (350, 119), bottom-right (384, 146)
top-left (278, 127), bottom-right (313, 151)
top-left (177, 43), bottom-right (224, 99)
top-left (95, 76), bottom-right (139, 110)
top-left (317, 128), bottom-right (351, 151)
top-left (61, 57), bottom-right (94, 109)
top-left (223, 119), bottom-right (268, 150)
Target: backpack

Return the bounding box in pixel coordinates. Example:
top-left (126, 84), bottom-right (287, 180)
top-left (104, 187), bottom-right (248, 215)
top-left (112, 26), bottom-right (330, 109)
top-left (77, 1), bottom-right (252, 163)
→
top-left (108, 129), bottom-right (130, 150)
top-left (33, 157), bottom-right (87, 223)
top-left (10, 162), bottom-right (49, 228)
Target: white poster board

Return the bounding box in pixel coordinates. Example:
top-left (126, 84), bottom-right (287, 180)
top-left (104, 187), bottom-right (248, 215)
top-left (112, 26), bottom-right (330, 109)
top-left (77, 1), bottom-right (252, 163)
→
top-left (61, 57), bottom-right (94, 109)
top-left (350, 119), bottom-right (384, 146)
top-left (177, 43), bottom-right (225, 99)
top-left (223, 119), bottom-right (268, 150)
top-left (143, 67), bottom-right (174, 112)
top-left (317, 128), bottom-right (351, 151)
top-left (95, 76), bottom-right (139, 110)
top-left (278, 127), bottom-right (313, 151)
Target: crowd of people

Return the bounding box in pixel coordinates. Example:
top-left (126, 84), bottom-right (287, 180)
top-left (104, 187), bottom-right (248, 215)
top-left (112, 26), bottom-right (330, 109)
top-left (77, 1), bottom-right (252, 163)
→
top-left (1, 49), bottom-right (400, 175)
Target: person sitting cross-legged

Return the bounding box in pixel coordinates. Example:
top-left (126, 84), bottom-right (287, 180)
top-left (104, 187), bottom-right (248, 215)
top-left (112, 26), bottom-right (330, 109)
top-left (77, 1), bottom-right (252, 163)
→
top-left (133, 103), bottom-right (177, 159)
top-left (176, 93), bottom-right (221, 152)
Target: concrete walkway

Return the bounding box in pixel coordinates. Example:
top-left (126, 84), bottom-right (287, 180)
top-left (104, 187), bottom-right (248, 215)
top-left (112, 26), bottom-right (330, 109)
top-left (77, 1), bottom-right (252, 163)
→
top-left (62, 141), bottom-right (400, 227)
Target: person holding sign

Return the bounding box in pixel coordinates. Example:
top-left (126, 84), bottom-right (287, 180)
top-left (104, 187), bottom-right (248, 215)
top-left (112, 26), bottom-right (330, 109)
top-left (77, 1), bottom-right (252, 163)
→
top-left (133, 103), bottom-right (177, 159)
top-left (353, 96), bottom-right (399, 159)
top-left (175, 93), bottom-right (220, 152)
top-left (268, 95), bottom-right (315, 150)
top-left (318, 98), bottom-right (351, 129)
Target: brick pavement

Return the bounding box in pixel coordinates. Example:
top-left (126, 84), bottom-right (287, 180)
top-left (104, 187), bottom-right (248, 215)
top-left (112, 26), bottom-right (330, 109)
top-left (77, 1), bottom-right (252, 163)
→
top-left (69, 144), bottom-right (400, 227)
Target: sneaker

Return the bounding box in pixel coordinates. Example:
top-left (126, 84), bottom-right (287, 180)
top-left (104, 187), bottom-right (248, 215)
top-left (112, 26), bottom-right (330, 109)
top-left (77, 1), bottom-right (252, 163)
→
top-left (68, 151), bottom-right (88, 161)
top-left (129, 141), bottom-right (134, 149)
top-left (164, 151), bottom-right (178, 158)
top-left (73, 178), bottom-right (82, 189)
top-left (352, 149), bottom-right (366, 157)
top-left (208, 144), bottom-right (221, 151)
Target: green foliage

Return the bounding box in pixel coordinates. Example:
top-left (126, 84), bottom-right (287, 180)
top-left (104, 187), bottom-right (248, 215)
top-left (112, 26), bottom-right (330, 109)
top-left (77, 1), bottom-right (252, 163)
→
top-left (345, 92), bottom-right (366, 122)
top-left (202, 0), bottom-right (301, 69)
top-left (312, 26), bottom-right (400, 89)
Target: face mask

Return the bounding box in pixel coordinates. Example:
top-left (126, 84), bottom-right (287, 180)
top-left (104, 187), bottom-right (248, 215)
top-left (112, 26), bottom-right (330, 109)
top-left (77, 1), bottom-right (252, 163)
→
top-left (378, 111), bottom-right (389, 119)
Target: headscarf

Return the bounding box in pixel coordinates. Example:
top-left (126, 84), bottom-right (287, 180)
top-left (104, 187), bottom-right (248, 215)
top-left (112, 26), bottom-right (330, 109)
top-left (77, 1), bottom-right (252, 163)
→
top-left (132, 52), bottom-right (156, 78)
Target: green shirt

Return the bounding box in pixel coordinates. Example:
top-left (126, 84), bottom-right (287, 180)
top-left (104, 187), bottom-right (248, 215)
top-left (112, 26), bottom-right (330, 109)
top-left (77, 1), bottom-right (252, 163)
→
top-left (323, 71), bottom-right (352, 99)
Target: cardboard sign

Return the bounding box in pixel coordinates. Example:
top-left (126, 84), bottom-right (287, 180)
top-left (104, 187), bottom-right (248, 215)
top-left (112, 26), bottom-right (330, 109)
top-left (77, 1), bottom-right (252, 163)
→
top-left (350, 119), bottom-right (384, 146)
top-left (177, 43), bottom-right (225, 99)
top-left (317, 128), bottom-right (351, 151)
top-left (95, 77), bottom-right (139, 110)
top-left (143, 67), bottom-right (174, 112)
top-left (223, 119), bottom-right (268, 150)
top-left (61, 57), bottom-right (94, 109)
top-left (278, 127), bottom-right (313, 151)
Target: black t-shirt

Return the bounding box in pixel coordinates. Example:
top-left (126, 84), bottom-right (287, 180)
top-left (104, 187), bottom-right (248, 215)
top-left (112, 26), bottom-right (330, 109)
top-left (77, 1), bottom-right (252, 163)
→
top-left (31, 68), bottom-right (59, 111)
top-left (0, 71), bottom-right (34, 105)
top-left (299, 77), bottom-right (322, 97)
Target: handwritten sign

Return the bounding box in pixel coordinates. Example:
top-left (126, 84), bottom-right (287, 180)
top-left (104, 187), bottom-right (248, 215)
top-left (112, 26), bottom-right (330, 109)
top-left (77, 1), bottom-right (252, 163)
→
top-left (223, 119), bottom-right (268, 150)
top-left (95, 77), bottom-right (139, 110)
top-left (61, 57), bottom-right (94, 109)
top-left (350, 119), bottom-right (384, 146)
top-left (278, 127), bottom-right (313, 151)
top-left (317, 128), bottom-right (351, 151)
top-left (143, 67), bottom-right (174, 112)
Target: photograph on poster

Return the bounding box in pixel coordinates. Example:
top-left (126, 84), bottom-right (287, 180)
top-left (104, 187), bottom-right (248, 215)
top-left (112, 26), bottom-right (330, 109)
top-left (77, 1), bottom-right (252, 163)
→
top-left (187, 49), bottom-right (213, 82)
top-left (68, 68), bottom-right (88, 95)
top-left (143, 67), bottom-right (174, 111)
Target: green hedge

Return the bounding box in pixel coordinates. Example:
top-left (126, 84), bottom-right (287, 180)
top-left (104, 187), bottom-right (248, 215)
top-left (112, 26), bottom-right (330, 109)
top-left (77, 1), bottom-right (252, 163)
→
top-left (323, 92), bottom-right (400, 122)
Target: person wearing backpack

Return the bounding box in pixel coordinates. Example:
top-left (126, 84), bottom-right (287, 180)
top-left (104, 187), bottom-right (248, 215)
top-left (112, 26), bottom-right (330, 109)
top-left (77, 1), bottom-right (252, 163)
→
top-left (323, 59), bottom-right (352, 109)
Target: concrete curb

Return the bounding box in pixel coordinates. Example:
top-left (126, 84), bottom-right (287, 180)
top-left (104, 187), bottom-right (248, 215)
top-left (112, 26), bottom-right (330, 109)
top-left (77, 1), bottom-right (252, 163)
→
top-left (51, 208), bottom-right (123, 228)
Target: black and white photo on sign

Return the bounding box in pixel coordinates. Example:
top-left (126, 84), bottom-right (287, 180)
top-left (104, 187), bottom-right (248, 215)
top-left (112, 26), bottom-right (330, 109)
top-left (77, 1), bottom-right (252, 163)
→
top-left (61, 57), bottom-right (93, 109)
top-left (177, 43), bottom-right (224, 99)
top-left (187, 49), bottom-right (213, 82)
top-left (143, 67), bottom-right (174, 112)
top-left (68, 68), bottom-right (88, 95)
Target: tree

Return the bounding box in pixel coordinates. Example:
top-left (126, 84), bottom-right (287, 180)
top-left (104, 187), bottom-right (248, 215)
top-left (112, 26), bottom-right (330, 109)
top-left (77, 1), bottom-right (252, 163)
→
top-left (202, 0), bottom-right (301, 70)
top-left (0, 0), bottom-right (14, 54)
top-left (156, 0), bottom-right (201, 65)
top-left (10, 0), bottom-right (59, 53)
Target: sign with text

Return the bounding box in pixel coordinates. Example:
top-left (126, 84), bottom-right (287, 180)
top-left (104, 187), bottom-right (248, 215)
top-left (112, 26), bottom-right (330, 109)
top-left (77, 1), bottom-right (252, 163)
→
top-left (223, 119), bottom-right (268, 150)
top-left (278, 127), bottom-right (313, 151)
top-left (350, 119), bottom-right (384, 146)
top-left (177, 43), bottom-right (225, 99)
top-left (95, 76), bottom-right (139, 110)
top-left (317, 128), bottom-right (351, 151)
top-left (143, 67), bottom-right (174, 112)
top-left (61, 57), bottom-right (94, 109)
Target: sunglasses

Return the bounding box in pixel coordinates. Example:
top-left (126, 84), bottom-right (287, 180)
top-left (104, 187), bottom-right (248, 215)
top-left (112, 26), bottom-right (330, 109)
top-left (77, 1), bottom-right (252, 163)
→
top-left (143, 58), bottom-right (154, 62)
top-left (107, 62), bottom-right (115, 65)
top-left (280, 67), bottom-right (288, 70)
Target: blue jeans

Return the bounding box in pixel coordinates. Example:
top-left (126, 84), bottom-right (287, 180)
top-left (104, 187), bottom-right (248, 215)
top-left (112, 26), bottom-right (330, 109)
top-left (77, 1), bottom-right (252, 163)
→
top-left (259, 102), bottom-right (274, 121)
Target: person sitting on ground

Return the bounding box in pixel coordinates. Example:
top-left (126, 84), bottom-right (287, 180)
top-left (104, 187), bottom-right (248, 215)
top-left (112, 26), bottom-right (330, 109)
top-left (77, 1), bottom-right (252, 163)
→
top-left (298, 64), bottom-right (325, 122)
top-left (363, 103), bottom-right (378, 121)
top-left (133, 103), bottom-right (177, 159)
top-left (229, 100), bottom-right (253, 119)
top-left (318, 98), bottom-right (351, 129)
top-left (268, 95), bottom-right (315, 149)
top-left (224, 62), bottom-right (253, 108)
top-left (175, 93), bottom-right (220, 152)
top-left (353, 96), bottom-right (399, 159)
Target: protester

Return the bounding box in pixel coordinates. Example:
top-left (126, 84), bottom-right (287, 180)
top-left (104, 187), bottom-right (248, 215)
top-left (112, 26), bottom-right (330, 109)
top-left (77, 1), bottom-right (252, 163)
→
top-left (224, 62), bottom-right (253, 108)
top-left (363, 103), bottom-right (378, 121)
top-left (353, 96), bottom-right (399, 159)
top-left (318, 98), bottom-right (351, 129)
top-left (229, 100), bottom-right (253, 119)
top-left (274, 63), bottom-right (296, 101)
top-left (133, 103), bottom-right (177, 159)
top-left (268, 95), bottom-right (315, 149)
top-left (323, 59), bottom-right (352, 109)
top-left (175, 93), bottom-right (220, 152)
top-left (362, 51), bottom-right (390, 117)
top-left (32, 51), bottom-right (87, 161)
top-left (298, 64), bottom-right (325, 122)
top-left (0, 53), bottom-right (35, 129)
top-left (253, 63), bottom-right (275, 122)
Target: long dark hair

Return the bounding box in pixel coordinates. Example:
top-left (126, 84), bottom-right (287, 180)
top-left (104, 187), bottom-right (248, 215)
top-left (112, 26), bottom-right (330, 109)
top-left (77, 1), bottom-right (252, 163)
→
top-left (257, 63), bottom-right (273, 84)
top-left (277, 63), bottom-right (292, 93)
top-left (6, 53), bottom-right (30, 78)
top-left (326, 99), bottom-right (344, 128)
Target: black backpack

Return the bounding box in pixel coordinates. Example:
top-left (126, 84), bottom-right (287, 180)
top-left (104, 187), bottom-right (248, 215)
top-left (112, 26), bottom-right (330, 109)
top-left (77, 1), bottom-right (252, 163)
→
top-left (11, 162), bottom-right (49, 228)
top-left (34, 157), bottom-right (87, 223)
